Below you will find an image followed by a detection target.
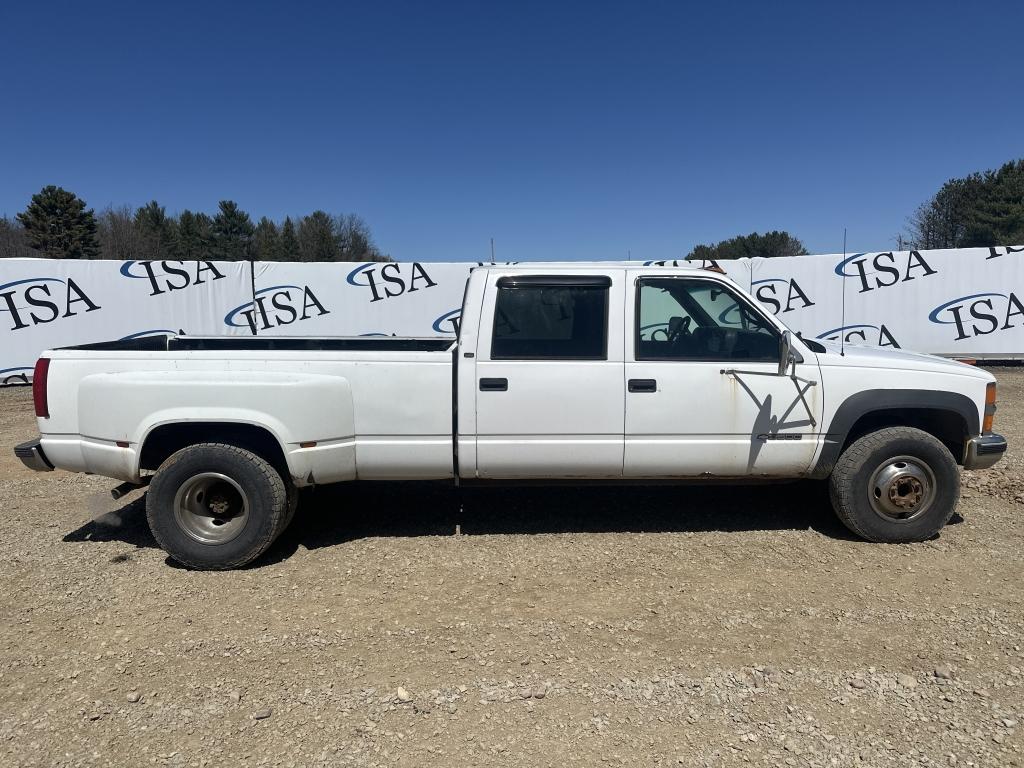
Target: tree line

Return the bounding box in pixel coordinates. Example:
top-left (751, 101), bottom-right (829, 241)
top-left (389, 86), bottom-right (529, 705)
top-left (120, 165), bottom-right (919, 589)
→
top-left (906, 158), bottom-right (1024, 250)
top-left (687, 157), bottom-right (1023, 261)
top-left (0, 186), bottom-right (390, 262)
top-left (4, 160), bottom-right (1022, 263)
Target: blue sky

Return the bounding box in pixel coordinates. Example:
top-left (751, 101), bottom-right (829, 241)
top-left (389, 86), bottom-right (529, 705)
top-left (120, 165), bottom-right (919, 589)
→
top-left (2, 1), bottom-right (1022, 261)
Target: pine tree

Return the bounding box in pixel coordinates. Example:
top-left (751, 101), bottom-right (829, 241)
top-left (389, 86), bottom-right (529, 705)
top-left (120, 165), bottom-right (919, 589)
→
top-left (175, 210), bottom-right (214, 260)
top-left (298, 210), bottom-right (339, 261)
top-left (252, 216), bottom-right (281, 260)
top-left (211, 200), bottom-right (254, 261)
top-left (908, 159), bottom-right (1024, 248)
top-left (134, 200), bottom-right (175, 260)
top-left (280, 217), bottom-right (299, 261)
top-left (17, 185), bottom-right (100, 258)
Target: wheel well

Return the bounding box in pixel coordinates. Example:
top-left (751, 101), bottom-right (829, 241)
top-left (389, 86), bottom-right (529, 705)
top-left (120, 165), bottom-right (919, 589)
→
top-left (843, 408), bottom-right (968, 462)
top-left (140, 422), bottom-right (289, 475)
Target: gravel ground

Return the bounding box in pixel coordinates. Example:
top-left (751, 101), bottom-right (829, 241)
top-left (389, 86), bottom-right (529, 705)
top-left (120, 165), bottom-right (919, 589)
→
top-left (1, 370), bottom-right (1022, 768)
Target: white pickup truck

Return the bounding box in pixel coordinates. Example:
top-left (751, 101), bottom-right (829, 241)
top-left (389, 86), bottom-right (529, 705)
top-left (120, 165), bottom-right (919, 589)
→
top-left (15, 263), bottom-right (1007, 569)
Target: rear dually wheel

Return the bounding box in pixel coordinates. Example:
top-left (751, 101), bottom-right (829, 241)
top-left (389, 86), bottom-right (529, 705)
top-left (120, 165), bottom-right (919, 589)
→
top-left (147, 443), bottom-right (290, 570)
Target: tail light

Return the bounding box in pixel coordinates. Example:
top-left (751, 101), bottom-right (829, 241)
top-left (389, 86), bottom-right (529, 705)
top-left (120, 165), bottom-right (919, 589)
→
top-left (983, 382), bottom-right (996, 433)
top-left (32, 358), bottom-right (50, 418)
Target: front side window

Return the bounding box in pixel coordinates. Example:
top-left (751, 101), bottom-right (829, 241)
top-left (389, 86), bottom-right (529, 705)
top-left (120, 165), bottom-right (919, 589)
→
top-left (636, 278), bottom-right (778, 361)
top-left (491, 278), bottom-right (608, 359)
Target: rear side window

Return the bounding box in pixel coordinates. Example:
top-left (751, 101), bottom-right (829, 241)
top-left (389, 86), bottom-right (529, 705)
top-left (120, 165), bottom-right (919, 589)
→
top-left (491, 277), bottom-right (609, 360)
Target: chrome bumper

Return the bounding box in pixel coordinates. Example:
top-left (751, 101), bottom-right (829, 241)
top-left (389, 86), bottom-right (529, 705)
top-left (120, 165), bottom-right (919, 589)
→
top-left (13, 439), bottom-right (53, 472)
top-left (963, 433), bottom-right (1007, 470)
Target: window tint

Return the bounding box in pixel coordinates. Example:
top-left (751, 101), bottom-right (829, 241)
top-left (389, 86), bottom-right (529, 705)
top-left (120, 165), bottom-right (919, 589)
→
top-left (491, 283), bottom-right (608, 359)
top-left (636, 278), bottom-right (778, 361)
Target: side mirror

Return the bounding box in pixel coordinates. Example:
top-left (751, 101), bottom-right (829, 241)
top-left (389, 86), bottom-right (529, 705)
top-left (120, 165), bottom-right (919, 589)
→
top-left (778, 330), bottom-right (802, 376)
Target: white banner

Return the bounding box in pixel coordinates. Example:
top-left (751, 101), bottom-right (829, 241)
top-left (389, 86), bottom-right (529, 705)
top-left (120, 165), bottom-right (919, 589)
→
top-left (246, 261), bottom-right (475, 338)
top-left (1, 259), bottom-right (252, 385)
top-left (745, 246), bottom-right (1024, 356)
top-left (3, 246), bottom-right (1023, 384)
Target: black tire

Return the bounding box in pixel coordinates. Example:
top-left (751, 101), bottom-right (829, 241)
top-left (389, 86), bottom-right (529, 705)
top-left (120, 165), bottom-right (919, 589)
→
top-left (146, 443), bottom-right (288, 570)
top-left (279, 480), bottom-right (299, 533)
top-left (829, 427), bottom-right (960, 543)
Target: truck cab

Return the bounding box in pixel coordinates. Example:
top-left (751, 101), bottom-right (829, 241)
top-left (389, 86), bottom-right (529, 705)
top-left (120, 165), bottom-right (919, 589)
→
top-left (457, 265), bottom-right (823, 479)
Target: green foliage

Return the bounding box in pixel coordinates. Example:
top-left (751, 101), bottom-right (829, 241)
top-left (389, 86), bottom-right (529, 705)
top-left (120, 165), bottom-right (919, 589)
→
top-left (134, 200), bottom-right (176, 259)
top-left (211, 200), bottom-right (254, 261)
top-left (174, 210), bottom-right (213, 260)
top-left (252, 217), bottom-right (281, 260)
top-left (687, 231), bottom-right (808, 261)
top-left (8, 187), bottom-right (389, 261)
top-left (16, 185), bottom-right (100, 258)
top-left (279, 217), bottom-right (299, 261)
top-left (909, 159), bottom-right (1024, 249)
top-left (298, 210), bottom-right (340, 262)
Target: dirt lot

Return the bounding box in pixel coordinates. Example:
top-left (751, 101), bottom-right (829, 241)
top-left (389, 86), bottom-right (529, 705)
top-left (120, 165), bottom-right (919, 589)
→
top-left (1, 372), bottom-right (1022, 768)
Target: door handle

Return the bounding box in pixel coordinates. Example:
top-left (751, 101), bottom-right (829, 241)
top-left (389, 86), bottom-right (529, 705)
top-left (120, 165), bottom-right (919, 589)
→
top-left (628, 378), bottom-right (657, 393)
top-left (479, 377), bottom-right (508, 392)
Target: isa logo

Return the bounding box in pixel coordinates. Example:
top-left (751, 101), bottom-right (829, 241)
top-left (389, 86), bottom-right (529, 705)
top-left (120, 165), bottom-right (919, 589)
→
top-left (835, 251), bottom-right (937, 294)
top-left (751, 277), bottom-right (815, 314)
top-left (224, 285), bottom-right (330, 335)
top-left (120, 260), bottom-right (225, 296)
top-left (929, 292), bottom-right (1024, 341)
top-left (986, 246), bottom-right (1024, 260)
top-left (817, 323), bottom-right (901, 348)
top-left (346, 263), bottom-right (437, 303)
top-left (0, 276), bottom-right (101, 332)
top-left (432, 308), bottom-right (461, 335)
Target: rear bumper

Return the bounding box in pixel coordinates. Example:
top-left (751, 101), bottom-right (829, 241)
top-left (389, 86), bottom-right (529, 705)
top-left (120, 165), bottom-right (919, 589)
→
top-left (963, 433), bottom-right (1007, 470)
top-left (13, 439), bottom-right (54, 472)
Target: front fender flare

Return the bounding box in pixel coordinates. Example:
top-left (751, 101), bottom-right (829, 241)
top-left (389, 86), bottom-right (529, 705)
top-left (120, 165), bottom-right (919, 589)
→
top-left (810, 389), bottom-right (979, 478)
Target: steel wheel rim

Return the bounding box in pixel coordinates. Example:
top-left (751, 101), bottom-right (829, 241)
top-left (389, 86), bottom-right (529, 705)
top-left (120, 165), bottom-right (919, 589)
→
top-left (173, 472), bottom-right (249, 545)
top-left (867, 455), bottom-right (936, 523)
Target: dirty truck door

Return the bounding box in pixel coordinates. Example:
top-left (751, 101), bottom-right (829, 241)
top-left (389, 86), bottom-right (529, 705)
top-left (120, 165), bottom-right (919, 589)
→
top-left (624, 273), bottom-right (821, 477)
top-left (473, 272), bottom-right (625, 478)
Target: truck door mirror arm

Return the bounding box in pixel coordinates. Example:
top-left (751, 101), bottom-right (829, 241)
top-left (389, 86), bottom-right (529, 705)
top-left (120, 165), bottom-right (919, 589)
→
top-left (721, 330), bottom-right (816, 427)
top-left (778, 330), bottom-right (803, 377)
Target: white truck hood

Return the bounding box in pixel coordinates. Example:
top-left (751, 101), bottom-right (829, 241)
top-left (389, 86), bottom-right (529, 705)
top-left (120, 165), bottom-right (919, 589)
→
top-left (812, 340), bottom-right (993, 381)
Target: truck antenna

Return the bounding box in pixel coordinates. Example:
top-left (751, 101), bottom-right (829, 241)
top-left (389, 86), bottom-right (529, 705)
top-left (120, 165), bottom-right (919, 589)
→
top-left (840, 227), bottom-right (848, 357)
top-left (490, 237), bottom-right (495, 264)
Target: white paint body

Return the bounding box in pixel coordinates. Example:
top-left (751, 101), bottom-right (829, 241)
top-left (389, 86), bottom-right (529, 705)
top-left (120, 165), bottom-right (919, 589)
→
top-left (35, 264), bottom-right (996, 486)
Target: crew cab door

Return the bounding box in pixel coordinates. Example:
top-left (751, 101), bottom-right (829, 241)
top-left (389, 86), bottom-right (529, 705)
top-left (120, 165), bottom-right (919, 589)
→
top-left (624, 272), bottom-right (821, 477)
top-left (471, 272), bottom-right (625, 478)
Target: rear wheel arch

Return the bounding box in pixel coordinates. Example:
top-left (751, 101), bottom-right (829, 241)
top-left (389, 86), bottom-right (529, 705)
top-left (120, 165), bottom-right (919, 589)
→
top-left (140, 421), bottom-right (291, 479)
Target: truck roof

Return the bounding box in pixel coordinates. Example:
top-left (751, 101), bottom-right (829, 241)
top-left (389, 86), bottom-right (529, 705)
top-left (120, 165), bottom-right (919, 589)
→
top-left (475, 260), bottom-right (726, 274)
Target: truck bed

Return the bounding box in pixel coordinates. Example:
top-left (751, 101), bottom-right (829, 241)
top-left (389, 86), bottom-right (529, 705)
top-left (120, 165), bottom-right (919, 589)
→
top-left (59, 335), bottom-right (456, 353)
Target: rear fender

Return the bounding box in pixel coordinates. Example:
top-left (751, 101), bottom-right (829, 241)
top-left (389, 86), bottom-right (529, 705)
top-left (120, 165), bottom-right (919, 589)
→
top-left (77, 371), bottom-right (355, 485)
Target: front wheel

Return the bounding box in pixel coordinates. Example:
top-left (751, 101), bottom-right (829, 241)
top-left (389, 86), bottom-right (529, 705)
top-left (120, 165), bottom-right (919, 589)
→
top-left (829, 427), bottom-right (960, 543)
top-left (147, 443), bottom-right (290, 569)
